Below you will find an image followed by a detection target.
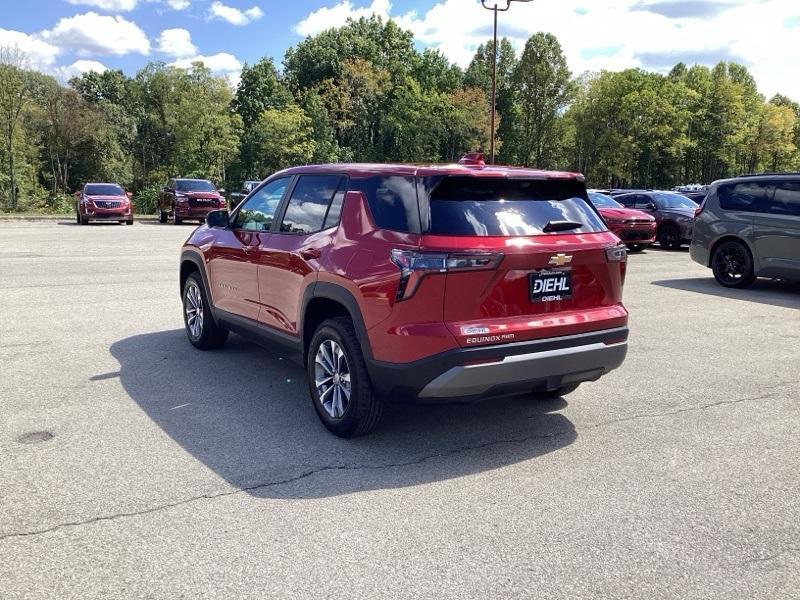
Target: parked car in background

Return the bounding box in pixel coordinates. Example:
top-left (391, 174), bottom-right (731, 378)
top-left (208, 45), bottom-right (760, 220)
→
top-left (75, 183), bottom-right (133, 225)
top-left (230, 180), bottom-right (261, 207)
top-left (608, 189), bottom-right (652, 197)
top-left (615, 191), bottom-right (698, 249)
top-left (588, 191), bottom-right (656, 251)
top-left (179, 157), bottom-right (630, 436)
top-left (158, 178), bottom-right (226, 224)
top-left (691, 174), bottom-right (800, 287)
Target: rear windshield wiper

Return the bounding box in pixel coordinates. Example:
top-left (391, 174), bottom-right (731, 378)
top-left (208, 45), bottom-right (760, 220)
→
top-left (543, 220), bottom-right (583, 233)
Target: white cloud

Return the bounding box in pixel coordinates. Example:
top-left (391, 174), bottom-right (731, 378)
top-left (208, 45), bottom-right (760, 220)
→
top-left (209, 2), bottom-right (264, 26)
top-left (54, 59), bottom-right (108, 81)
top-left (157, 28), bottom-right (196, 57)
top-left (295, 0), bottom-right (392, 37)
top-left (170, 52), bottom-right (243, 86)
top-left (40, 12), bottom-right (150, 56)
top-left (0, 29), bottom-right (60, 69)
top-left (66, 0), bottom-right (139, 11)
top-left (297, 0), bottom-right (800, 100)
top-left (166, 0), bottom-right (190, 8)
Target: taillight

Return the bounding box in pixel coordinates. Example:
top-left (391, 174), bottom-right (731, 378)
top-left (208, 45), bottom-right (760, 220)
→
top-left (605, 244), bottom-right (627, 263)
top-left (605, 243), bottom-right (627, 285)
top-left (390, 249), bottom-right (503, 302)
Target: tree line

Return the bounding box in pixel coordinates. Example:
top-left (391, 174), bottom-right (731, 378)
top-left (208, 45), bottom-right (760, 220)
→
top-left (1, 16), bottom-right (798, 213)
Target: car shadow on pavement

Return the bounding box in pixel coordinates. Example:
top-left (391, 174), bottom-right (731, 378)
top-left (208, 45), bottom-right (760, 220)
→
top-left (652, 277), bottom-right (800, 309)
top-left (109, 329), bottom-right (577, 499)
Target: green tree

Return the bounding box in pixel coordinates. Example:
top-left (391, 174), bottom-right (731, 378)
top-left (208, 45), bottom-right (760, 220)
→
top-left (509, 33), bottom-right (573, 168)
top-left (0, 47), bottom-right (31, 209)
top-left (249, 105), bottom-right (316, 176)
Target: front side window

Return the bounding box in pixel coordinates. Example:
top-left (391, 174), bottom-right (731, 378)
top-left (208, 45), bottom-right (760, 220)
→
top-left (279, 175), bottom-right (344, 234)
top-left (233, 177), bottom-right (290, 231)
top-left (176, 179), bottom-right (216, 192)
top-left (634, 196), bottom-right (655, 210)
top-left (616, 195), bottom-right (636, 208)
top-left (718, 182), bottom-right (772, 212)
top-left (421, 176), bottom-right (606, 236)
top-left (770, 181), bottom-right (800, 216)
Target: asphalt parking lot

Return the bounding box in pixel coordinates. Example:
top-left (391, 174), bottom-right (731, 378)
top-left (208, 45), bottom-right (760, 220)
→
top-left (1, 220), bottom-right (799, 599)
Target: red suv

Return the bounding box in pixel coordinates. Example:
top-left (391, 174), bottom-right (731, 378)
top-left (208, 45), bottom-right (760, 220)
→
top-left (158, 178), bottom-right (226, 224)
top-left (588, 191), bottom-right (656, 251)
top-left (75, 183), bottom-right (133, 225)
top-left (179, 157), bottom-right (629, 436)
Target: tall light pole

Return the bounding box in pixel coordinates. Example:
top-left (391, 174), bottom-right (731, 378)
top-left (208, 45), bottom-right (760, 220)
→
top-left (481, 0), bottom-right (534, 165)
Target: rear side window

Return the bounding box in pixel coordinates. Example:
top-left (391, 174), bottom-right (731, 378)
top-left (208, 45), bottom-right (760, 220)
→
top-left (420, 176), bottom-right (606, 236)
top-left (279, 175), bottom-right (344, 234)
top-left (718, 182), bottom-right (772, 212)
top-left (770, 181), bottom-right (800, 216)
top-left (350, 176), bottom-right (421, 233)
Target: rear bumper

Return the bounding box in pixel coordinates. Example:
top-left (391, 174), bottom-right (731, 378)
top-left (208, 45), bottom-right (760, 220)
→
top-left (368, 326), bottom-right (628, 403)
top-left (689, 240), bottom-right (710, 267)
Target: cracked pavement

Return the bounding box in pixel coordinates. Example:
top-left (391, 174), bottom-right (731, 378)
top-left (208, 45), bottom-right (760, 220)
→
top-left (1, 220), bottom-right (799, 599)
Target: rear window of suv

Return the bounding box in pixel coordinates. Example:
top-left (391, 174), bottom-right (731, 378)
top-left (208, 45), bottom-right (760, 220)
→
top-left (421, 176), bottom-right (606, 236)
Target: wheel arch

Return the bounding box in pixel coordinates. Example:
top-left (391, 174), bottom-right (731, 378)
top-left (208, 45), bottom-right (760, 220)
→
top-left (180, 249), bottom-right (210, 298)
top-left (301, 282), bottom-right (373, 367)
top-left (708, 234), bottom-right (755, 269)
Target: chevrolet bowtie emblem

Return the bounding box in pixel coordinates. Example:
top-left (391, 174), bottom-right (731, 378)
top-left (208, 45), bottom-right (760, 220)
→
top-left (548, 254), bottom-right (573, 267)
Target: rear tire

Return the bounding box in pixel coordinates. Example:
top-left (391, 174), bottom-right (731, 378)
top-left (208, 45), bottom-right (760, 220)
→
top-left (530, 382), bottom-right (581, 399)
top-left (658, 224), bottom-right (681, 250)
top-left (711, 240), bottom-right (756, 288)
top-left (158, 207), bottom-right (167, 223)
top-left (182, 273), bottom-right (228, 350)
top-left (307, 317), bottom-right (383, 437)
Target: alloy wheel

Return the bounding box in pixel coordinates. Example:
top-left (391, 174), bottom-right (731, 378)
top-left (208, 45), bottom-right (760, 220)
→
top-left (714, 244), bottom-right (748, 285)
top-left (185, 282), bottom-right (204, 339)
top-left (314, 339), bottom-right (351, 419)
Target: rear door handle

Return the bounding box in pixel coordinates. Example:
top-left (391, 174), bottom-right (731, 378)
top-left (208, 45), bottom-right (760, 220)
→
top-left (300, 248), bottom-right (321, 260)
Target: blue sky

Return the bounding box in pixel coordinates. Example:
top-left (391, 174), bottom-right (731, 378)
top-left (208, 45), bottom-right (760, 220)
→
top-left (2, 0), bottom-right (799, 99)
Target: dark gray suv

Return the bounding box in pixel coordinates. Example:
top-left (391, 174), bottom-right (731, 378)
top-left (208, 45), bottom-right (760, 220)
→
top-left (691, 174), bottom-right (800, 287)
top-left (615, 191), bottom-right (698, 249)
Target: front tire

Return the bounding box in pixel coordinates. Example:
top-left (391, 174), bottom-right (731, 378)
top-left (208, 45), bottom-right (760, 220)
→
top-left (172, 209), bottom-right (183, 225)
top-left (307, 317), bottom-right (383, 437)
top-left (658, 224), bottom-right (681, 250)
top-left (711, 240), bottom-right (756, 288)
top-left (182, 274), bottom-right (228, 350)
top-left (627, 243), bottom-right (646, 252)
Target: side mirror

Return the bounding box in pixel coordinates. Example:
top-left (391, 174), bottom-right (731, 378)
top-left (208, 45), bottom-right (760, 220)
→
top-left (207, 210), bottom-right (229, 228)
top-left (163, 187), bottom-right (170, 193)
top-left (74, 191), bottom-right (81, 197)
top-left (218, 188), bottom-right (225, 194)
top-left (126, 191), bottom-right (133, 199)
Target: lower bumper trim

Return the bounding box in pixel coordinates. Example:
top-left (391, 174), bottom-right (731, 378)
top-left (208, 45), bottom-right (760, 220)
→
top-left (418, 341), bottom-right (627, 398)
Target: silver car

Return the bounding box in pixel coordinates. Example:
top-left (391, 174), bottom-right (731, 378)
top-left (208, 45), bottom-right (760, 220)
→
top-left (690, 174), bottom-right (800, 287)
